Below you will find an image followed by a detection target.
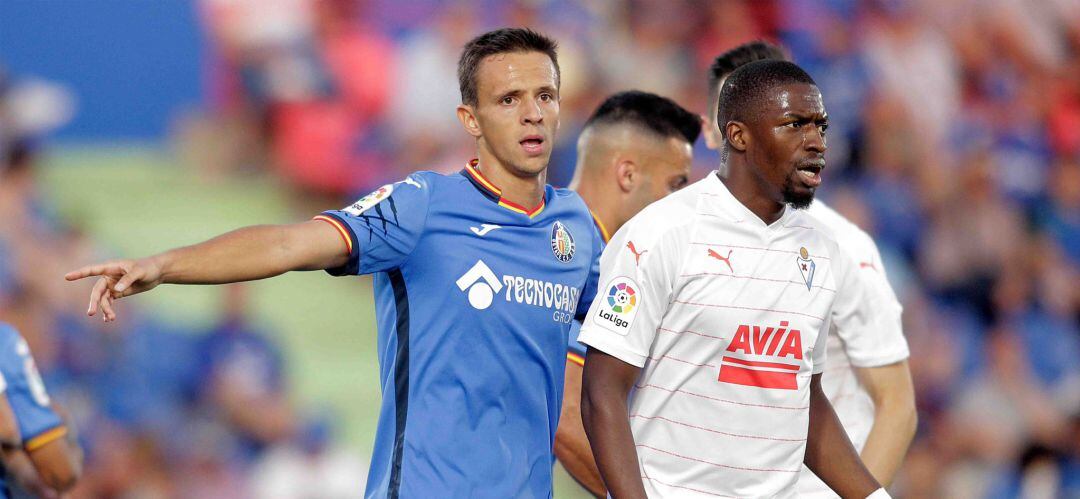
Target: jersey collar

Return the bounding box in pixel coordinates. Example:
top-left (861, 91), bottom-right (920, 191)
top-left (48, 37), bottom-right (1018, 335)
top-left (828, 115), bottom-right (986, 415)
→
top-left (590, 210), bottom-right (612, 243)
top-left (705, 171), bottom-right (793, 229)
top-left (462, 159), bottom-right (547, 218)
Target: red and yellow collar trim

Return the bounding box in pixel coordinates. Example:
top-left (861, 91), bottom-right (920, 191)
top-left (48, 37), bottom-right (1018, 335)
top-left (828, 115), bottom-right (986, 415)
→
top-left (590, 210), bottom-right (611, 243)
top-left (463, 159), bottom-right (546, 218)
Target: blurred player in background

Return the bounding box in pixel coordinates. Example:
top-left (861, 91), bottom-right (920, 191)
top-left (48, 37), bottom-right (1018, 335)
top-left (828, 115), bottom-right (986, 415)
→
top-left (0, 322), bottom-right (81, 498)
top-left (65, 28), bottom-right (604, 497)
top-left (579, 60), bottom-right (886, 498)
top-left (705, 41), bottom-right (916, 495)
top-left (555, 90), bottom-right (700, 497)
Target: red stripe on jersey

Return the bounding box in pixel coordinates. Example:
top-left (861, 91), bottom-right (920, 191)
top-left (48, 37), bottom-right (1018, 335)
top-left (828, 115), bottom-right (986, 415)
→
top-left (636, 444), bottom-right (801, 473)
top-left (718, 365), bottom-right (798, 390)
top-left (688, 241), bottom-right (831, 260)
top-left (641, 474), bottom-right (738, 498)
top-left (313, 215), bottom-right (353, 255)
top-left (630, 414), bottom-right (806, 442)
top-left (679, 271), bottom-right (837, 292)
top-left (647, 355), bottom-right (716, 368)
top-left (566, 352), bottom-right (584, 366)
top-left (721, 356), bottom-right (801, 371)
top-left (672, 300), bottom-right (826, 321)
top-left (657, 327), bottom-right (727, 341)
top-left (634, 383), bottom-right (809, 410)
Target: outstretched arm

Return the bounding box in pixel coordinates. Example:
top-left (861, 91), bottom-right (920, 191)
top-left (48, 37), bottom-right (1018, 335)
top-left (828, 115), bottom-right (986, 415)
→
top-left (65, 219), bottom-right (348, 321)
top-left (804, 374), bottom-right (882, 498)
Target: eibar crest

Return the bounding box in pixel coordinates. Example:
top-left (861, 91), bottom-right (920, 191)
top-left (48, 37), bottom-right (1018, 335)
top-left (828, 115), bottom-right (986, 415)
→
top-left (796, 246), bottom-right (816, 291)
top-left (550, 221), bottom-right (576, 263)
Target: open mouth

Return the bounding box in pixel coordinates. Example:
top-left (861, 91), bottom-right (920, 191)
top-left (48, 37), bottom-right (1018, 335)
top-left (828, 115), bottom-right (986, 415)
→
top-left (520, 135), bottom-right (545, 156)
top-left (795, 162), bottom-right (824, 187)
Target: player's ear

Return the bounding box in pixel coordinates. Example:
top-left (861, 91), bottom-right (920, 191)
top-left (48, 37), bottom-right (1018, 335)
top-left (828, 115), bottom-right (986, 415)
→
top-left (725, 121), bottom-right (748, 152)
top-left (615, 158), bottom-right (637, 194)
top-left (456, 104), bottom-right (483, 138)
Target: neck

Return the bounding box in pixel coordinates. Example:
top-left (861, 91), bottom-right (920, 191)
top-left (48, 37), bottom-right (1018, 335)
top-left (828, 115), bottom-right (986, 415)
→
top-left (719, 159), bottom-right (786, 225)
top-left (573, 171), bottom-right (622, 238)
top-left (476, 146), bottom-right (545, 208)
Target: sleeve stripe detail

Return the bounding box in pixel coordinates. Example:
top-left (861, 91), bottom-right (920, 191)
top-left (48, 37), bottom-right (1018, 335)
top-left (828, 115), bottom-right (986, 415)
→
top-left (314, 215), bottom-right (353, 255)
top-left (566, 352), bottom-right (585, 366)
top-left (25, 426), bottom-right (67, 452)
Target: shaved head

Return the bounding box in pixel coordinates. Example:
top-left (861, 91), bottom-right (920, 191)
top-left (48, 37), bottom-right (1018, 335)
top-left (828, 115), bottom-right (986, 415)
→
top-left (571, 91), bottom-right (699, 234)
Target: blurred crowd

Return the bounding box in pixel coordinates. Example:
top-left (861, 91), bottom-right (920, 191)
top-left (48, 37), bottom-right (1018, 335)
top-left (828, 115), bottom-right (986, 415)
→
top-left (3, 0), bottom-right (1080, 497)
top-left (0, 71), bottom-right (366, 497)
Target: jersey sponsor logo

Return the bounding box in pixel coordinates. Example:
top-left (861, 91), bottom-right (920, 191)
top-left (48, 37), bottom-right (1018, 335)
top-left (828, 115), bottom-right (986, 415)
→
top-left (456, 260), bottom-right (503, 309)
top-left (343, 184), bottom-right (394, 217)
top-left (470, 223), bottom-right (502, 236)
top-left (551, 221), bottom-right (576, 263)
top-left (500, 275), bottom-right (581, 320)
top-left (593, 276), bottom-right (640, 335)
top-left (707, 248), bottom-right (734, 272)
top-left (859, 261), bottom-right (878, 271)
top-left (797, 246), bottom-right (816, 290)
top-left (627, 241), bottom-right (647, 266)
top-left (457, 260), bottom-right (581, 319)
top-left (718, 321), bottom-right (803, 390)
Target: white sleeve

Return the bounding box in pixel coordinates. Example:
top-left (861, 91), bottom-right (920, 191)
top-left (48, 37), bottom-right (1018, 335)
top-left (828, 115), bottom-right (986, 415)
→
top-left (576, 224), bottom-right (682, 368)
top-left (0, 370), bottom-right (6, 393)
top-left (833, 234), bottom-right (909, 367)
top-left (812, 308), bottom-right (831, 375)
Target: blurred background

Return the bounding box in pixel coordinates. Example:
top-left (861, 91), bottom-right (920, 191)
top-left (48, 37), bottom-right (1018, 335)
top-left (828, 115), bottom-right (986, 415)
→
top-left (1, 0), bottom-right (1078, 497)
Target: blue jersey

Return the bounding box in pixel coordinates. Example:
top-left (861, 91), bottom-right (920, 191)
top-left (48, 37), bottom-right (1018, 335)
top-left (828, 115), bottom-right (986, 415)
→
top-left (316, 161), bottom-right (601, 498)
top-left (567, 212), bottom-right (609, 367)
top-left (0, 324), bottom-right (65, 498)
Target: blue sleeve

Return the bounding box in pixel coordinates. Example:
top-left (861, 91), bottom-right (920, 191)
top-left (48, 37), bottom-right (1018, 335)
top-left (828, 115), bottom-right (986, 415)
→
top-left (0, 334), bottom-right (64, 451)
top-left (574, 227), bottom-right (604, 323)
top-left (567, 320), bottom-right (587, 363)
top-left (316, 174), bottom-right (433, 276)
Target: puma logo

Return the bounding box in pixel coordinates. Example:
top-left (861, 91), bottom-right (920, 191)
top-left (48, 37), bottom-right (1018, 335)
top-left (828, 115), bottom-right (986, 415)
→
top-left (627, 241), bottom-right (648, 266)
top-left (708, 248), bottom-right (734, 272)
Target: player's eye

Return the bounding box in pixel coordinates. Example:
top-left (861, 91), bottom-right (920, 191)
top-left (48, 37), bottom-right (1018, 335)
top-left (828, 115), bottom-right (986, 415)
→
top-left (787, 121), bottom-right (803, 129)
top-left (501, 96), bottom-right (516, 105)
top-left (539, 93), bottom-right (553, 102)
top-left (817, 123), bottom-right (829, 133)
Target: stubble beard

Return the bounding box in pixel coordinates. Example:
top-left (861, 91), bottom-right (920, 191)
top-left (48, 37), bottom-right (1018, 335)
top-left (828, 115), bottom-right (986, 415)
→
top-left (782, 173), bottom-right (814, 209)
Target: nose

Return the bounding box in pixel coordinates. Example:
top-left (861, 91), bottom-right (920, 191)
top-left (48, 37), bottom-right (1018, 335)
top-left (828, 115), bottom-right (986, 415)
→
top-left (522, 98), bottom-right (543, 125)
top-left (803, 126), bottom-right (826, 154)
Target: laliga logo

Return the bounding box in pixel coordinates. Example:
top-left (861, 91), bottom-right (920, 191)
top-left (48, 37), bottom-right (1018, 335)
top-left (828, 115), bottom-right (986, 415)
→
top-left (593, 276), bottom-right (640, 335)
top-left (456, 260), bottom-right (503, 310)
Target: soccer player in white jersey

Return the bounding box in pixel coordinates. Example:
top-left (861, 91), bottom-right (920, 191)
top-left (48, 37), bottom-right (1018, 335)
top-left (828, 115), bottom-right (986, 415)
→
top-left (578, 60), bottom-right (889, 498)
top-left (704, 42), bottom-right (916, 496)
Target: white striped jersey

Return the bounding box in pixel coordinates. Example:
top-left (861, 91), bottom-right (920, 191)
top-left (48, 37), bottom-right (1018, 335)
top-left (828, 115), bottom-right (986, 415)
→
top-left (578, 173), bottom-right (877, 498)
top-left (796, 200), bottom-right (909, 498)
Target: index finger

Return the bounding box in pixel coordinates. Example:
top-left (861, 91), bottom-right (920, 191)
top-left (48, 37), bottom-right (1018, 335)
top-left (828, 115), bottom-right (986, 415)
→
top-left (65, 262), bottom-right (119, 281)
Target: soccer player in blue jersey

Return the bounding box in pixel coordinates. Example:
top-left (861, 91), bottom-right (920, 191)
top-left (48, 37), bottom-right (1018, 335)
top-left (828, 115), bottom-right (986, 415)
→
top-left (555, 91), bottom-right (700, 497)
top-left (0, 323), bottom-right (81, 498)
top-left (66, 28), bottom-right (602, 497)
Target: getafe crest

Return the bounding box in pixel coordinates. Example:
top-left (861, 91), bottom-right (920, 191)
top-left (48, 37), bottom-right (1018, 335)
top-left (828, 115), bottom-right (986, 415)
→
top-left (550, 221), bottom-right (576, 263)
top-left (796, 246), bottom-right (815, 291)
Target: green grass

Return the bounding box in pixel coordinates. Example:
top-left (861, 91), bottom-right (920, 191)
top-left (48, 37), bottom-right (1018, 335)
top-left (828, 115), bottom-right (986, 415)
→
top-left (38, 145), bottom-right (591, 498)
